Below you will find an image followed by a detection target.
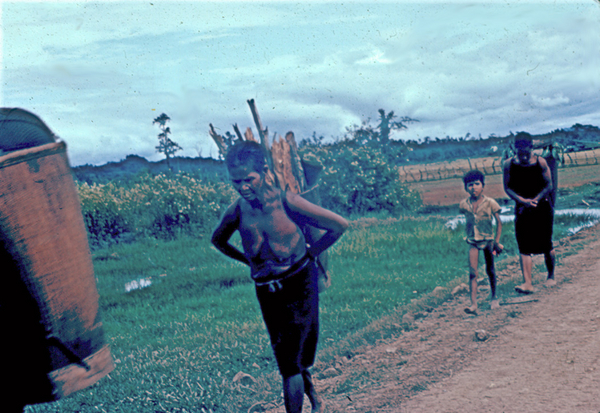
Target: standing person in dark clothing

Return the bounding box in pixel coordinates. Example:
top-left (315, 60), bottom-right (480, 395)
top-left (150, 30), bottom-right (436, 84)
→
top-left (211, 140), bottom-right (348, 413)
top-left (503, 132), bottom-right (556, 294)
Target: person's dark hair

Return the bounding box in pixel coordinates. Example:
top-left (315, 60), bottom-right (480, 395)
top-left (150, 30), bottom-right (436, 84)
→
top-left (463, 169), bottom-right (485, 187)
top-left (514, 132), bottom-right (533, 150)
top-left (225, 140), bottom-right (268, 174)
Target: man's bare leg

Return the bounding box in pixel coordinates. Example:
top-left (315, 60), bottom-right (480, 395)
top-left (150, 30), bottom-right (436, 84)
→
top-left (465, 247), bottom-right (479, 314)
top-left (544, 249), bottom-right (556, 286)
top-left (302, 370), bottom-right (324, 413)
top-left (516, 253), bottom-right (534, 293)
top-left (283, 374), bottom-right (305, 413)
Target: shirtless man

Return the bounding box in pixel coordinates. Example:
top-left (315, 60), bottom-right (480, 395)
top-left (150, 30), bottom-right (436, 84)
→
top-left (211, 141), bottom-right (348, 413)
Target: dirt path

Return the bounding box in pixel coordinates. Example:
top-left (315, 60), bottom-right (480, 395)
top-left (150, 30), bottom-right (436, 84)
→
top-left (312, 225), bottom-right (600, 413)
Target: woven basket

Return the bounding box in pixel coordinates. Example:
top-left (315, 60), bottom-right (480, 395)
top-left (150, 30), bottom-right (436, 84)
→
top-left (0, 142), bottom-right (114, 403)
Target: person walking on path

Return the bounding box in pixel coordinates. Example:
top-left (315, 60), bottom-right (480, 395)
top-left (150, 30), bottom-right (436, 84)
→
top-left (459, 170), bottom-right (503, 314)
top-left (503, 132), bottom-right (556, 294)
top-left (211, 140), bottom-right (348, 413)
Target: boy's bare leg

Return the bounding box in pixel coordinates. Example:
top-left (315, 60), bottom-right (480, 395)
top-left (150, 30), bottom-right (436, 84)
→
top-left (516, 253), bottom-right (534, 293)
top-left (483, 246), bottom-right (499, 309)
top-left (283, 374), bottom-right (305, 413)
top-left (544, 249), bottom-right (556, 286)
top-left (465, 246), bottom-right (479, 314)
top-left (302, 370), bottom-right (324, 413)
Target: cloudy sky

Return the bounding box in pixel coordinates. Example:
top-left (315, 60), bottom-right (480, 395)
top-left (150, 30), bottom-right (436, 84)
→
top-left (2, 0), bottom-right (599, 166)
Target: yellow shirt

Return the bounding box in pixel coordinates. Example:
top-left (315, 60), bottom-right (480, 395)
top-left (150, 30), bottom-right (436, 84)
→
top-left (459, 195), bottom-right (501, 242)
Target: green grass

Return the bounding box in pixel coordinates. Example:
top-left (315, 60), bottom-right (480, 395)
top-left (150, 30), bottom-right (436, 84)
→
top-left (27, 212), bottom-right (596, 412)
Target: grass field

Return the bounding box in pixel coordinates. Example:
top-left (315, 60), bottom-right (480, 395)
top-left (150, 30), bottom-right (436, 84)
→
top-left (25, 206), bottom-right (600, 413)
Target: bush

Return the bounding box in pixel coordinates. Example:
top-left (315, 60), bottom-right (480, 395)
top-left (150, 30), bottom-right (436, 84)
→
top-left (77, 172), bottom-right (238, 245)
top-left (301, 144), bottom-right (422, 215)
top-left (77, 142), bottom-right (422, 246)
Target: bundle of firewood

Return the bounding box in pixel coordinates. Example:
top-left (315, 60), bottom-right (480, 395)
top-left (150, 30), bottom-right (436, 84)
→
top-left (209, 99), bottom-right (323, 195)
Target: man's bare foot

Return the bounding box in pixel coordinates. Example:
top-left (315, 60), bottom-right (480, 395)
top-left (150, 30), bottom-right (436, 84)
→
top-left (545, 278), bottom-right (557, 287)
top-left (464, 305), bottom-right (478, 315)
top-left (312, 397), bottom-right (325, 413)
top-left (515, 284), bottom-right (534, 294)
top-left (302, 370), bottom-right (324, 413)
top-left (490, 299), bottom-right (500, 310)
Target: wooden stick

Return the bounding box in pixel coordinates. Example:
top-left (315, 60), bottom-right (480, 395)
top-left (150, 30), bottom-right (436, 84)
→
top-left (285, 131), bottom-right (307, 192)
top-left (247, 99), bottom-right (269, 150)
top-left (245, 127), bottom-right (257, 142)
top-left (233, 124), bottom-right (244, 141)
top-left (208, 123), bottom-right (228, 158)
top-left (500, 298), bottom-right (539, 305)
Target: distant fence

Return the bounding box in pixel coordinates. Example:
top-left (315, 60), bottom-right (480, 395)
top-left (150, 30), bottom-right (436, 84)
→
top-left (398, 148), bottom-right (600, 183)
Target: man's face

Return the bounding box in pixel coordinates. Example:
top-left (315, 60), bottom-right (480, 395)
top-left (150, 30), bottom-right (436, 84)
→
top-left (229, 165), bottom-right (263, 201)
top-left (516, 146), bottom-right (533, 164)
top-left (466, 180), bottom-right (483, 198)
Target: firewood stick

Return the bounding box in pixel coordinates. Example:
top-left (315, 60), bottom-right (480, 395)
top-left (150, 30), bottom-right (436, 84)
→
top-left (245, 127), bottom-right (256, 142)
top-left (233, 124), bottom-right (244, 141)
top-left (285, 131), bottom-right (307, 192)
top-left (247, 99), bottom-right (269, 150)
top-left (208, 123), bottom-right (228, 158)
top-left (500, 298), bottom-right (539, 305)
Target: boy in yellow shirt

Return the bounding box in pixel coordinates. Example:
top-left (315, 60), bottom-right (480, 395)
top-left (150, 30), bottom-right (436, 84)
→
top-left (459, 170), bottom-right (503, 314)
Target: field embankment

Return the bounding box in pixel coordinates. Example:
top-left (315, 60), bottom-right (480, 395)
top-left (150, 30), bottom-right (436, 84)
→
top-left (404, 148), bottom-right (600, 206)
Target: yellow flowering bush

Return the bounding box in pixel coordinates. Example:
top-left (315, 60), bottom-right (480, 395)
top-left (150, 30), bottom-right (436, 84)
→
top-left (77, 172), bottom-right (237, 245)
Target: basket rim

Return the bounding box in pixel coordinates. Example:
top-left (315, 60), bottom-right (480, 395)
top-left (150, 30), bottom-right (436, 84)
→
top-left (0, 141), bottom-right (66, 169)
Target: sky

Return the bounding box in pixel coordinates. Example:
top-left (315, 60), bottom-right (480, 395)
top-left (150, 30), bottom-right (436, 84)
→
top-left (1, 0), bottom-right (599, 166)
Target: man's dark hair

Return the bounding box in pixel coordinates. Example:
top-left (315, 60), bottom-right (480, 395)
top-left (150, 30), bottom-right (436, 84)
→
top-left (463, 169), bottom-right (485, 187)
top-left (514, 132), bottom-right (533, 150)
top-left (225, 140), bottom-right (268, 174)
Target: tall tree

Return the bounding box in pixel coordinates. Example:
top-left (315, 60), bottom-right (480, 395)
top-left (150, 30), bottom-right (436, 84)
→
top-left (153, 113), bottom-right (182, 170)
top-left (377, 109), bottom-right (416, 142)
top-left (343, 109), bottom-right (417, 145)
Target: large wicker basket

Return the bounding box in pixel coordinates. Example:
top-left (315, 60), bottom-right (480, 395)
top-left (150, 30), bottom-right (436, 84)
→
top-left (0, 142), bottom-right (114, 404)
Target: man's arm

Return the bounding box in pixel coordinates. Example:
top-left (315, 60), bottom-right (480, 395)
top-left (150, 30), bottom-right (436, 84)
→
top-left (211, 200), bottom-right (249, 265)
top-left (502, 159), bottom-right (526, 204)
top-left (284, 192), bottom-right (349, 259)
top-left (532, 156), bottom-right (553, 205)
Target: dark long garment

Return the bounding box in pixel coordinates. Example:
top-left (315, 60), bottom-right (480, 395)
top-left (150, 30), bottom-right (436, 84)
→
top-left (506, 157), bottom-right (554, 254)
top-left (255, 258), bottom-right (319, 378)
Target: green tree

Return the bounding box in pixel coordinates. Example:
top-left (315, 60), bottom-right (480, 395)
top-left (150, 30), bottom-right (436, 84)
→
top-left (377, 109), bottom-right (416, 142)
top-left (153, 113), bottom-right (182, 170)
top-left (343, 109), bottom-right (417, 145)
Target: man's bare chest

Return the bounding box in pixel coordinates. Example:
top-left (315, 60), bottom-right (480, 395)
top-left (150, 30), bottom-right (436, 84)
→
top-left (239, 206), bottom-right (298, 238)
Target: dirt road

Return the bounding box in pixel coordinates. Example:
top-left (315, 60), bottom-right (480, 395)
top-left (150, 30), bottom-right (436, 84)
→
top-left (313, 225), bottom-right (600, 412)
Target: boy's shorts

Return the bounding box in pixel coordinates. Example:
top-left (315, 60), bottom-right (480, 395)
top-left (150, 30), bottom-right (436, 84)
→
top-left (466, 239), bottom-right (494, 251)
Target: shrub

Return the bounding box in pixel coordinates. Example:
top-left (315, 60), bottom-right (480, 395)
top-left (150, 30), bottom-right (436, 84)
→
top-left (301, 144), bottom-right (422, 215)
top-left (77, 172), bottom-right (238, 245)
